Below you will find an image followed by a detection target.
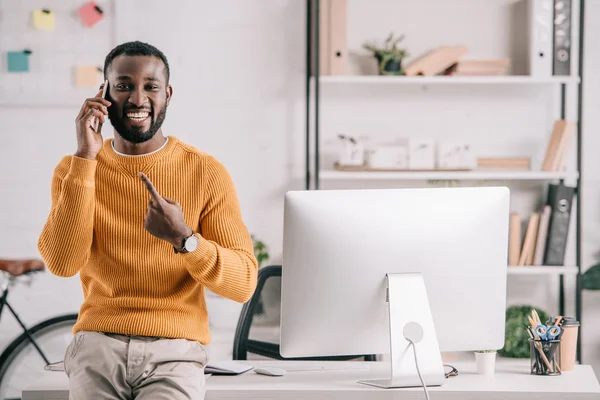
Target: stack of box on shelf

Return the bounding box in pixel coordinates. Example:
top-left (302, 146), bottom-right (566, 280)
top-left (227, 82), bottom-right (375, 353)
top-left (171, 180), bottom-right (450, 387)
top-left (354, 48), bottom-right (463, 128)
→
top-left (476, 157), bottom-right (531, 171)
top-left (402, 45), bottom-right (510, 77)
top-left (509, 183), bottom-right (576, 267)
top-left (453, 59), bottom-right (510, 76)
top-left (334, 118), bottom-right (575, 173)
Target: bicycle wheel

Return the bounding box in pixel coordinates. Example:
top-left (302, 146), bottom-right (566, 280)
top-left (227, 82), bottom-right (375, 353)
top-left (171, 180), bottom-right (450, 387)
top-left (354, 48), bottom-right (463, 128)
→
top-left (0, 313), bottom-right (78, 400)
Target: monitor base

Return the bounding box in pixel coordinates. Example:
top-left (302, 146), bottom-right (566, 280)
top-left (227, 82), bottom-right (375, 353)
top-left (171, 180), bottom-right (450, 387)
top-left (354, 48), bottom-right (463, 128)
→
top-left (358, 273), bottom-right (445, 389)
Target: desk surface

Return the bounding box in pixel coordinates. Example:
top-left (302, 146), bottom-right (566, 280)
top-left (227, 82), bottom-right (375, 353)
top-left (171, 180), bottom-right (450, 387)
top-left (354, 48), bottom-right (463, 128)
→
top-left (23, 359), bottom-right (600, 400)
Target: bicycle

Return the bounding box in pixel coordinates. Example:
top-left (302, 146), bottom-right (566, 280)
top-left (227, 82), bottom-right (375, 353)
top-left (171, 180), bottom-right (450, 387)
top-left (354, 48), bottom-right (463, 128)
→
top-left (0, 259), bottom-right (78, 400)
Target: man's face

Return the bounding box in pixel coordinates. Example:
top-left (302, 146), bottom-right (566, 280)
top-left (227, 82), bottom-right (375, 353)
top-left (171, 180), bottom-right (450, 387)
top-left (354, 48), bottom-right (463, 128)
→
top-left (106, 55), bottom-right (172, 144)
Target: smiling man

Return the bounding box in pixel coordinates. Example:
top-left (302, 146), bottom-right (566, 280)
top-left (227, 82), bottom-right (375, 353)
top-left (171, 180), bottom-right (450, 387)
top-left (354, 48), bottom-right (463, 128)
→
top-left (38, 41), bottom-right (258, 399)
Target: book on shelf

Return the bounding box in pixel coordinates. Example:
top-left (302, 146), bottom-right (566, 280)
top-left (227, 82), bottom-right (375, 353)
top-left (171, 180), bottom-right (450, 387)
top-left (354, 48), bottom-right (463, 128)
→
top-left (533, 205), bottom-right (552, 266)
top-left (541, 120), bottom-right (576, 172)
top-left (508, 213), bottom-right (522, 265)
top-left (510, 183), bottom-right (575, 267)
top-left (518, 212), bottom-right (541, 266)
top-left (403, 45), bottom-right (468, 76)
top-left (451, 59), bottom-right (510, 76)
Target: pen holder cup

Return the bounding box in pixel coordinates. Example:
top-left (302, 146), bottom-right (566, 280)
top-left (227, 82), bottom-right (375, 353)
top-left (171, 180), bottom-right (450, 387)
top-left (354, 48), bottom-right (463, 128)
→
top-left (529, 339), bottom-right (561, 376)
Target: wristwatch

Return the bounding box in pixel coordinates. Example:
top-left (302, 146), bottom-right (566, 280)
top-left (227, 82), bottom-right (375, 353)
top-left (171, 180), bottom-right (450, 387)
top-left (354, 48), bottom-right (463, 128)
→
top-left (174, 233), bottom-right (199, 254)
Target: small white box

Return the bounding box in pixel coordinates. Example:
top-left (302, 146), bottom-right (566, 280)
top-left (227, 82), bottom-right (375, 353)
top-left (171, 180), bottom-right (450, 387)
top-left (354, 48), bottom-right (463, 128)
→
top-left (409, 139), bottom-right (436, 170)
top-left (367, 146), bottom-right (408, 169)
top-left (437, 142), bottom-right (476, 169)
top-left (337, 136), bottom-right (364, 166)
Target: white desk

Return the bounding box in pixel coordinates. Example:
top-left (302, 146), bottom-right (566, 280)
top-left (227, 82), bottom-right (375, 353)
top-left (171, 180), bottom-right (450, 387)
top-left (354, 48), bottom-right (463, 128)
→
top-left (22, 360), bottom-right (600, 400)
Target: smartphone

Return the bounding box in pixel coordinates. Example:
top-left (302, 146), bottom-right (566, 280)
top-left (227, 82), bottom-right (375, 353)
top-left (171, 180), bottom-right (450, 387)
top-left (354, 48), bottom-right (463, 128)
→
top-left (90, 80), bottom-right (109, 132)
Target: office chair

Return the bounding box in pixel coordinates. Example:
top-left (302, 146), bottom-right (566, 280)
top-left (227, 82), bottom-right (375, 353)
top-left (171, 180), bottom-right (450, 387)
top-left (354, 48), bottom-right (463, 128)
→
top-left (232, 265), bottom-right (376, 361)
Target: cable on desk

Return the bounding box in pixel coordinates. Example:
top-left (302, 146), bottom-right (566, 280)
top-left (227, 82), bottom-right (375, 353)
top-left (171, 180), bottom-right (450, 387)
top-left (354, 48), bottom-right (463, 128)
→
top-left (408, 339), bottom-right (430, 400)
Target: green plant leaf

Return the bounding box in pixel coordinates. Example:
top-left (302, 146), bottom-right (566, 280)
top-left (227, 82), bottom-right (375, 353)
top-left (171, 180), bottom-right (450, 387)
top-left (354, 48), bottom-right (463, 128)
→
top-left (252, 235), bottom-right (270, 268)
top-left (582, 264), bottom-right (600, 290)
top-left (498, 305), bottom-right (549, 358)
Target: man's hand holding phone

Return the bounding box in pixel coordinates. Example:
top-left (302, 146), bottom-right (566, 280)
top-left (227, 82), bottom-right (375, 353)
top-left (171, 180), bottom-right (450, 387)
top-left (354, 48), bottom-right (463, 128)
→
top-left (74, 80), bottom-right (111, 161)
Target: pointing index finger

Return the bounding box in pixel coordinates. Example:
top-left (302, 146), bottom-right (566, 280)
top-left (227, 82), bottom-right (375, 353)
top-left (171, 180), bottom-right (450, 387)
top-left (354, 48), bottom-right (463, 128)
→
top-left (138, 172), bottom-right (162, 202)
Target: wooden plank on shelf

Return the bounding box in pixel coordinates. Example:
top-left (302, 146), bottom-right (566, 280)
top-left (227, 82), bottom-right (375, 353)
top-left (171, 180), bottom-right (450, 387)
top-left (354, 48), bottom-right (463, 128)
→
top-left (333, 163), bottom-right (469, 172)
top-left (507, 266), bottom-right (579, 276)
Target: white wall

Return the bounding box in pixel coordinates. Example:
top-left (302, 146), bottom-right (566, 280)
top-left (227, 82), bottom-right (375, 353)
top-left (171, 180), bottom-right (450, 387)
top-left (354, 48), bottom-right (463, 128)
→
top-left (1, 0), bottom-right (599, 374)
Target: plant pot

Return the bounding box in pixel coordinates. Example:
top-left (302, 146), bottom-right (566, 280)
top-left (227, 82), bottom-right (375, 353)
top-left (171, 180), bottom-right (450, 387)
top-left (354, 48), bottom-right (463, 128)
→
top-left (375, 54), bottom-right (403, 75)
top-left (474, 351), bottom-right (496, 376)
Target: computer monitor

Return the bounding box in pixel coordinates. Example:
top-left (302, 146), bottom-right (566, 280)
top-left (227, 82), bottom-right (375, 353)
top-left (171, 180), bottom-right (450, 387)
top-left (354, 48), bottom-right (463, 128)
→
top-left (279, 186), bottom-right (509, 388)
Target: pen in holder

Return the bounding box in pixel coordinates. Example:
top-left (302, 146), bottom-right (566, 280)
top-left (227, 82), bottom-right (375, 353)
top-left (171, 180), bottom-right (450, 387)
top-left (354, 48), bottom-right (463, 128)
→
top-left (529, 338), bottom-right (561, 376)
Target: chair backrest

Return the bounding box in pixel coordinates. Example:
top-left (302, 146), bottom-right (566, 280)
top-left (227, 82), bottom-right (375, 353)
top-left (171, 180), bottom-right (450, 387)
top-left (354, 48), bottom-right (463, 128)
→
top-left (232, 265), bottom-right (376, 361)
top-left (232, 265), bottom-right (282, 360)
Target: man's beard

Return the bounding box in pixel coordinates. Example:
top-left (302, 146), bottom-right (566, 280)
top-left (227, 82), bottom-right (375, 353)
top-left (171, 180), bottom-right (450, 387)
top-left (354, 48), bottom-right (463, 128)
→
top-left (108, 105), bottom-right (167, 144)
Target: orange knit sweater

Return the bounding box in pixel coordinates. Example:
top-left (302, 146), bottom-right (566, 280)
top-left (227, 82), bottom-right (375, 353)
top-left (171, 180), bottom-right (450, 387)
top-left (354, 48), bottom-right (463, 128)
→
top-left (38, 136), bottom-right (258, 344)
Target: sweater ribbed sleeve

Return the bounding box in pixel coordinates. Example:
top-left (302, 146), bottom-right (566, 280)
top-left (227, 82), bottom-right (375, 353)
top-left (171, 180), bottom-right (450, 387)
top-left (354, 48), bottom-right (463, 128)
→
top-left (181, 156), bottom-right (258, 303)
top-left (38, 156), bottom-right (97, 277)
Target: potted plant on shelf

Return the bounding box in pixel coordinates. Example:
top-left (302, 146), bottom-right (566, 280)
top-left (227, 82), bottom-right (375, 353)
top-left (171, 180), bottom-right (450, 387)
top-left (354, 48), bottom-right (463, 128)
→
top-left (362, 32), bottom-right (408, 75)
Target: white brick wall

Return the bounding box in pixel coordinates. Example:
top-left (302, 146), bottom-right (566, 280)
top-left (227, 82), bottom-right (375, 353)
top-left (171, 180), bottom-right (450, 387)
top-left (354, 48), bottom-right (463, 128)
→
top-left (1, 0), bottom-right (599, 372)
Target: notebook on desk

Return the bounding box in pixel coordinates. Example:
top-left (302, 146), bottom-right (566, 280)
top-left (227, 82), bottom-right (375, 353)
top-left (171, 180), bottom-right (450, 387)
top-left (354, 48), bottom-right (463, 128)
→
top-left (44, 361), bottom-right (65, 371)
top-left (45, 361), bottom-right (252, 376)
top-left (204, 361), bottom-right (253, 375)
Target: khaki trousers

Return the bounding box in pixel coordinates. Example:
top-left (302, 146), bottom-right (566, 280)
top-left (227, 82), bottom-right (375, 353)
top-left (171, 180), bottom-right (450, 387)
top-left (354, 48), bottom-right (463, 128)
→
top-left (64, 330), bottom-right (207, 400)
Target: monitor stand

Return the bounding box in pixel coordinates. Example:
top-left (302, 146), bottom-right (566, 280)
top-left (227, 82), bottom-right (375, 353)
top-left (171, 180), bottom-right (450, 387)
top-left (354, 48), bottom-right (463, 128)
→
top-left (358, 273), bottom-right (446, 389)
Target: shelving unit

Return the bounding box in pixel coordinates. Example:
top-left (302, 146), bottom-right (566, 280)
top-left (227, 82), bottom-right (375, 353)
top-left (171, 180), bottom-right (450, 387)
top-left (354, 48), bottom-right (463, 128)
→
top-left (312, 75), bottom-right (581, 85)
top-left (320, 170), bottom-right (578, 182)
top-left (305, 0), bottom-right (585, 361)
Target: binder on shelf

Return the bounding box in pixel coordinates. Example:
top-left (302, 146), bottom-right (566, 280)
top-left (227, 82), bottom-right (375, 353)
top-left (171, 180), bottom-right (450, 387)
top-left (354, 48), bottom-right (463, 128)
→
top-left (552, 0), bottom-right (572, 76)
top-left (528, 0), bottom-right (553, 77)
top-left (329, 0), bottom-right (348, 75)
top-left (543, 183), bottom-right (575, 265)
top-left (313, 0), bottom-right (331, 75)
top-left (311, 0), bottom-right (348, 76)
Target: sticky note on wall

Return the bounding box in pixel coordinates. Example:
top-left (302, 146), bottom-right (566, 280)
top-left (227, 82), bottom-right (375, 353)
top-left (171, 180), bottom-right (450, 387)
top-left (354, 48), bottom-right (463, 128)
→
top-left (78, 2), bottom-right (104, 28)
top-left (75, 66), bottom-right (101, 87)
top-left (33, 9), bottom-right (55, 30)
top-left (7, 51), bottom-right (30, 73)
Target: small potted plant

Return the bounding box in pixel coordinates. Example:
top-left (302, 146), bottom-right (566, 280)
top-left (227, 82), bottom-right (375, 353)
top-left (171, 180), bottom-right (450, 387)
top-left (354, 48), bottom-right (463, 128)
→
top-left (362, 32), bottom-right (408, 75)
top-left (474, 349), bottom-right (497, 376)
top-left (252, 235), bottom-right (269, 268)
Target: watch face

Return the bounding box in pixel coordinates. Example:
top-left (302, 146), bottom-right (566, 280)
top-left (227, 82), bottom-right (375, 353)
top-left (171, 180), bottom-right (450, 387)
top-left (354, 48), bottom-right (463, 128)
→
top-left (185, 235), bottom-right (199, 252)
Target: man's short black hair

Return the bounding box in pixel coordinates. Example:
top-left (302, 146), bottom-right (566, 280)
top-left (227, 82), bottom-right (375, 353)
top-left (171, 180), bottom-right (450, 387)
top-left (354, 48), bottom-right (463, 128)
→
top-left (103, 41), bottom-right (170, 83)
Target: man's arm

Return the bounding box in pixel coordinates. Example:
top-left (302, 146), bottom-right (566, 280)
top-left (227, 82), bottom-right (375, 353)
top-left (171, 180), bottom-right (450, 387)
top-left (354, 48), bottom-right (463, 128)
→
top-left (181, 158), bottom-right (258, 303)
top-left (38, 86), bottom-right (109, 277)
top-left (37, 156), bottom-right (97, 277)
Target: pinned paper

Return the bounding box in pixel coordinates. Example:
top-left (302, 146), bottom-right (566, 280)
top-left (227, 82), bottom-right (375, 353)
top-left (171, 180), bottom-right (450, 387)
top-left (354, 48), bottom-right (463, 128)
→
top-left (33, 9), bottom-right (55, 30)
top-left (7, 51), bottom-right (31, 73)
top-left (78, 2), bottom-right (104, 28)
top-left (75, 66), bottom-right (101, 87)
